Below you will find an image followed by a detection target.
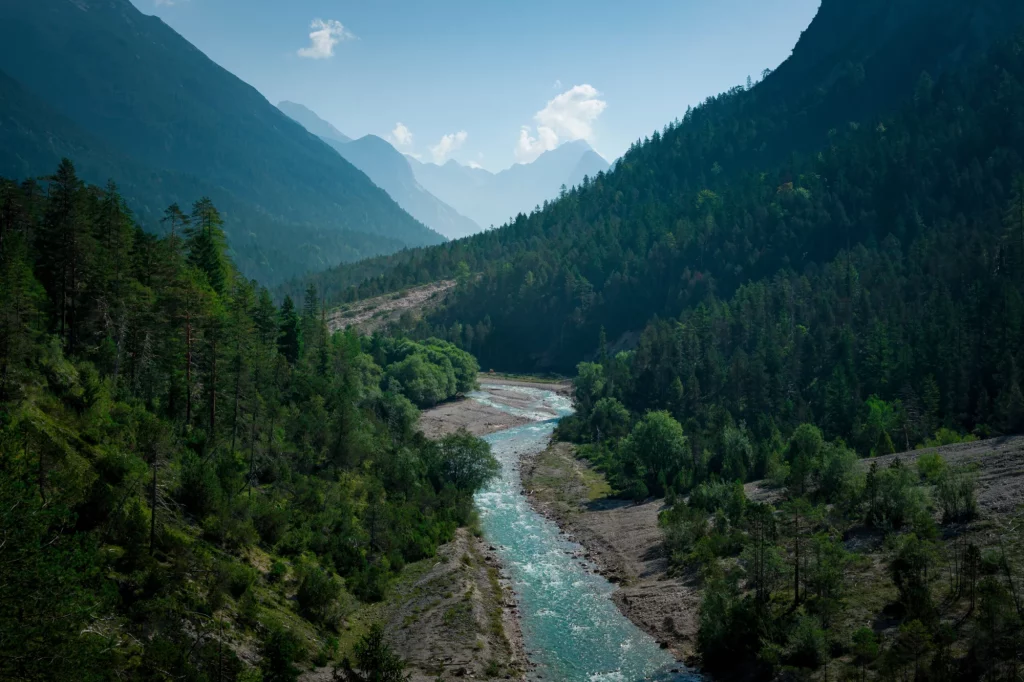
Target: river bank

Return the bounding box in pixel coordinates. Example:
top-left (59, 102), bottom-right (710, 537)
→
top-left (411, 380), bottom-right (694, 681)
top-left (417, 377), bottom-right (572, 439)
top-left (521, 442), bottom-right (701, 664)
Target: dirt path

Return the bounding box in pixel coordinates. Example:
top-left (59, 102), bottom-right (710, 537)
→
top-left (521, 442), bottom-right (700, 663)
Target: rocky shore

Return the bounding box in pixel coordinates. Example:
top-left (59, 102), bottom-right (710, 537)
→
top-left (520, 441), bottom-right (701, 665)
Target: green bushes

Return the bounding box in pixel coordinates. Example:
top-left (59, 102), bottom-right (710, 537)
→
top-left (918, 428), bottom-right (977, 449)
top-left (697, 576), bottom-right (760, 671)
top-left (935, 466), bottom-right (979, 523)
top-left (296, 563), bottom-right (343, 626)
top-left (374, 337), bottom-right (479, 407)
top-left (890, 534), bottom-right (939, 622)
top-left (618, 411), bottom-right (690, 498)
top-left (261, 625), bottom-right (305, 682)
top-left (916, 452), bottom-right (947, 482)
top-left (864, 460), bottom-right (930, 531)
top-left (336, 623), bottom-right (408, 682)
top-left (786, 615), bottom-right (829, 669)
top-left (427, 429), bottom-right (499, 495)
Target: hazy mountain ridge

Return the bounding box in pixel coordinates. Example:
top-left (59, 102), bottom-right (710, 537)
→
top-left (277, 102), bottom-right (481, 240)
top-left (409, 141), bottom-right (611, 229)
top-left (0, 0), bottom-right (443, 284)
top-left (277, 101), bottom-right (352, 144)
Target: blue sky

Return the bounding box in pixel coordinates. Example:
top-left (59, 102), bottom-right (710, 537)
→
top-left (132, 0), bottom-right (820, 172)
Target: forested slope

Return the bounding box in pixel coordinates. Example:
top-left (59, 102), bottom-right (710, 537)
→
top-left (304, 0), bottom-right (1024, 371)
top-left (0, 0), bottom-right (443, 285)
top-left (0, 163), bottom-right (492, 681)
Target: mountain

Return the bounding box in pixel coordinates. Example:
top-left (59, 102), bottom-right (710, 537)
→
top-left (303, 0), bottom-right (1024, 371)
top-left (277, 101), bottom-right (352, 144)
top-left (409, 141), bottom-right (611, 229)
top-left (339, 135), bottom-right (482, 240)
top-left (277, 103), bottom-right (481, 240)
top-left (0, 0), bottom-right (443, 285)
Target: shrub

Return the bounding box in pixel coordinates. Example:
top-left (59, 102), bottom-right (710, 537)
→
top-left (661, 503), bottom-right (708, 565)
top-left (787, 615), bottom-right (829, 669)
top-left (268, 560), bottom-right (288, 584)
top-left (619, 411), bottom-right (689, 497)
top-left (697, 576), bottom-right (759, 672)
top-left (227, 561), bottom-right (258, 599)
top-left (261, 625), bottom-right (304, 682)
top-left (865, 460), bottom-right (929, 530)
top-left (936, 466), bottom-right (978, 523)
top-left (918, 427), bottom-right (977, 449)
top-left (890, 534), bottom-right (938, 622)
top-left (339, 623), bottom-right (407, 682)
top-left (253, 499), bottom-right (289, 546)
top-left (916, 452), bottom-right (946, 483)
top-left (296, 563), bottom-right (342, 625)
top-left (178, 452), bottom-right (223, 518)
top-left (818, 442), bottom-right (859, 503)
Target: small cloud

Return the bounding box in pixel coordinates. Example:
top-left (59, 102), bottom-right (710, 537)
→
top-left (553, 79), bottom-right (563, 90)
top-left (515, 125), bottom-right (558, 164)
top-left (536, 84), bottom-right (607, 140)
top-left (514, 84), bottom-right (606, 163)
top-left (298, 19), bottom-right (355, 60)
top-left (389, 122), bottom-right (413, 148)
top-left (466, 161), bottom-right (483, 169)
top-left (430, 130), bottom-right (468, 164)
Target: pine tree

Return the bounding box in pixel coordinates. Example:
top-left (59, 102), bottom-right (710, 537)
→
top-left (186, 198), bottom-right (228, 294)
top-left (278, 295), bottom-right (300, 364)
top-left (37, 159), bottom-right (93, 352)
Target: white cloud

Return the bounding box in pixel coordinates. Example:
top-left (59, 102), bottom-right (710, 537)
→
top-left (430, 130), bottom-right (468, 164)
top-left (466, 161), bottom-right (483, 169)
top-left (297, 19), bottom-right (354, 60)
top-left (553, 79), bottom-right (563, 90)
top-left (514, 84), bottom-right (606, 163)
top-left (514, 125), bottom-right (558, 164)
top-left (389, 122), bottom-right (413, 148)
top-left (536, 84), bottom-right (607, 140)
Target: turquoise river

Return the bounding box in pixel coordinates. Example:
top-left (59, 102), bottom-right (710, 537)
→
top-left (470, 383), bottom-right (700, 682)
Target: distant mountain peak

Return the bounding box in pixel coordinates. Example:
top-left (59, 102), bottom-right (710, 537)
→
top-left (277, 101), bottom-right (351, 144)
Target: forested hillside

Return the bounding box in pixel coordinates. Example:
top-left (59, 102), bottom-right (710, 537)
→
top-left (0, 163), bottom-right (493, 681)
top-left (0, 0), bottom-right (443, 285)
top-left (304, 0), bottom-right (1024, 371)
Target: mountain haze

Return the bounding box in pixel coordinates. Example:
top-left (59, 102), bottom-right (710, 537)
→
top-left (0, 0), bottom-right (443, 284)
top-left (278, 103), bottom-right (482, 240)
top-left (277, 100), bottom-right (352, 144)
top-left (409, 141), bottom-right (611, 229)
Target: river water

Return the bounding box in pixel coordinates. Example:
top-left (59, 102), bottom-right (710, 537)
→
top-left (470, 384), bottom-right (699, 682)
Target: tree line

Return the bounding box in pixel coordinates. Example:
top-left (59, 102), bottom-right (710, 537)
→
top-left (0, 162), bottom-right (494, 681)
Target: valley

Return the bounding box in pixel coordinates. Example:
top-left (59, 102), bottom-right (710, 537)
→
top-left (6, 0), bottom-right (1024, 680)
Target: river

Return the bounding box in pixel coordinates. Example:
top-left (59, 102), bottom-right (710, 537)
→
top-left (469, 383), bottom-right (699, 682)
